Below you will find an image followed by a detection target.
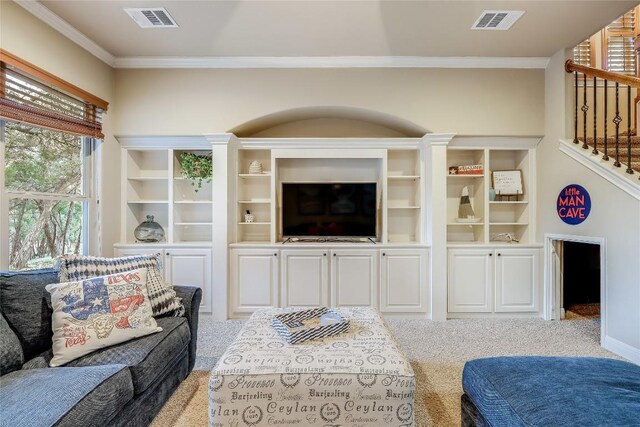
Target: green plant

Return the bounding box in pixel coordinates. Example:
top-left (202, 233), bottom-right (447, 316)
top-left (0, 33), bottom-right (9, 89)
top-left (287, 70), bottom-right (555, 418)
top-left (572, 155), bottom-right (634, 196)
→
top-left (180, 152), bottom-right (212, 191)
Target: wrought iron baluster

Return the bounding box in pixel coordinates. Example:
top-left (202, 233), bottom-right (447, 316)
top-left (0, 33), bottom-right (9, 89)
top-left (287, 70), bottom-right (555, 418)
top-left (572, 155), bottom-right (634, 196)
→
top-left (573, 72), bottom-right (579, 144)
top-left (627, 85), bottom-right (634, 174)
top-left (593, 76), bottom-right (598, 154)
top-left (613, 82), bottom-right (622, 167)
top-left (603, 80), bottom-right (609, 161)
top-left (582, 74), bottom-right (589, 149)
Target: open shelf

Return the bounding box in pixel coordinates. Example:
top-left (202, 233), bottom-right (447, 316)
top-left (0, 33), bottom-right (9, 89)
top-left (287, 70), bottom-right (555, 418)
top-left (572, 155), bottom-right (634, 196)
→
top-left (121, 145), bottom-right (214, 245)
top-left (446, 146), bottom-right (533, 245)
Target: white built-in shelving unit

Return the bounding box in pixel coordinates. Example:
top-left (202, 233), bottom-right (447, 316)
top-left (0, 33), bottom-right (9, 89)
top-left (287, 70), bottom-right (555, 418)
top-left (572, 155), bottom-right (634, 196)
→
top-left (445, 138), bottom-right (542, 318)
top-left (115, 136), bottom-right (215, 313)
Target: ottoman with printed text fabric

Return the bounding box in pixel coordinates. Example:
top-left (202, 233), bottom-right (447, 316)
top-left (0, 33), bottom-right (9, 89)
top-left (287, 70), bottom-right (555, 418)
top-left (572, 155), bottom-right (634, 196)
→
top-left (209, 307), bottom-right (415, 426)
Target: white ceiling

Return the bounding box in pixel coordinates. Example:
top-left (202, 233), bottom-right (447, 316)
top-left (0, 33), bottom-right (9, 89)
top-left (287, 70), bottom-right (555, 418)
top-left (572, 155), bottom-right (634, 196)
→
top-left (22, 1), bottom-right (640, 65)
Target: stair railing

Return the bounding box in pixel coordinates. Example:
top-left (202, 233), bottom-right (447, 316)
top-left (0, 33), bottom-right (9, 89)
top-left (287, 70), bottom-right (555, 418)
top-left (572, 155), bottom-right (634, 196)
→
top-left (565, 60), bottom-right (640, 179)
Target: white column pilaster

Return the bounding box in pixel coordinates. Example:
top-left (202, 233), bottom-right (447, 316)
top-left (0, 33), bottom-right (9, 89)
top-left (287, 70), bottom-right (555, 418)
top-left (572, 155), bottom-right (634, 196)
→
top-left (423, 133), bottom-right (455, 321)
top-left (206, 133), bottom-right (237, 320)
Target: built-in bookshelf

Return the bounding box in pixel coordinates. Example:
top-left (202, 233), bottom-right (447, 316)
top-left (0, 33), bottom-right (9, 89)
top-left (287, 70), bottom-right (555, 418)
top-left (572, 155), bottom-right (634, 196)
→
top-left (387, 149), bottom-right (422, 243)
top-left (121, 146), bottom-right (212, 244)
top-left (446, 147), bottom-right (533, 244)
top-left (236, 149), bottom-right (272, 242)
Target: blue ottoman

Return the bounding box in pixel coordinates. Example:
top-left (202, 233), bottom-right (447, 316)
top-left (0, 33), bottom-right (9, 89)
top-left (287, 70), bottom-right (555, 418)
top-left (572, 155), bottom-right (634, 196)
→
top-left (461, 356), bottom-right (640, 427)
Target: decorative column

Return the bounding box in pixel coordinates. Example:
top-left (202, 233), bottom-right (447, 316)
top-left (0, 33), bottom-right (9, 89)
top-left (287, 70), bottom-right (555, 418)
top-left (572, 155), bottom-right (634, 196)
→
top-left (422, 133), bottom-right (455, 321)
top-left (206, 133), bottom-right (237, 320)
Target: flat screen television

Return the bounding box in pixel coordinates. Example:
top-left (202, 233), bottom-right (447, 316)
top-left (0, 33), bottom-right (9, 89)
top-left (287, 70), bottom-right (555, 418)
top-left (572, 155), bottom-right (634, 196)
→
top-left (281, 182), bottom-right (377, 238)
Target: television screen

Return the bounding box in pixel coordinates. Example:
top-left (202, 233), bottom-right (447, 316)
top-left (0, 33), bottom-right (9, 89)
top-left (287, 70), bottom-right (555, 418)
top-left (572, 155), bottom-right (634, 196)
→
top-left (281, 183), bottom-right (377, 238)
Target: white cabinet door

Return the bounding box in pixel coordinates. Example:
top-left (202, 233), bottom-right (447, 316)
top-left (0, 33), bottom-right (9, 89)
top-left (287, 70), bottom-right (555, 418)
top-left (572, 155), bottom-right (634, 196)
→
top-left (495, 249), bottom-right (539, 312)
top-left (230, 249), bottom-right (279, 315)
top-left (281, 249), bottom-right (328, 307)
top-left (380, 249), bottom-right (429, 313)
top-left (331, 250), bottom-right (378, 308)
top-left (165, 248), bottom-right (213, 312)
top-left (448, 249), bottom-right (493, 313)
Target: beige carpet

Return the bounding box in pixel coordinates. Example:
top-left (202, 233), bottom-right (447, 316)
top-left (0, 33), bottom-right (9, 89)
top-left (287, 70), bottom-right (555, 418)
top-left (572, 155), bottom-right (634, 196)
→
top-left (152, 316), bottom-right (619, 427)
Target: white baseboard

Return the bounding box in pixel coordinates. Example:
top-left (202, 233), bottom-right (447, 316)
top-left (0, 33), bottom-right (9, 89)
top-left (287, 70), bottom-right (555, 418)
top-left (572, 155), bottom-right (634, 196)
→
top-left (603, 335), bottom-right (640, 365)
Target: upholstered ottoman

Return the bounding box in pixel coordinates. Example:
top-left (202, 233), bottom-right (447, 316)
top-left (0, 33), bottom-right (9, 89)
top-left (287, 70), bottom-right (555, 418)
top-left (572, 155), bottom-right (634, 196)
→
top-left (209, 307), bottom-right (415, 426)
top-left (461, 356), bottom-right (640, 427)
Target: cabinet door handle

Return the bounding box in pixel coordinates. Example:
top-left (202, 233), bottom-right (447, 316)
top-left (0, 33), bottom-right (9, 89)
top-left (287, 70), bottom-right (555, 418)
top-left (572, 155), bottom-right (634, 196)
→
top-left (273, 253), bottom-right (277, 257)
top-left (333, 253), bottom-right (336, 257)
top-left (489, 253), bottom-right (492, 256)
top-left (323, 253), bottom-right (327, 256)
top-left (497, 253), bottom-right (501, 256)
top-left (382, 252), bottom-right (386, 256)
top-left (166, 252), bottom-right (171, 256)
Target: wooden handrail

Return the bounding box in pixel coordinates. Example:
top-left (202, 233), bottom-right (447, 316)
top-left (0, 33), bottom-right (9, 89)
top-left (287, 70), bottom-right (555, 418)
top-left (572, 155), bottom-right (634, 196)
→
top-left (565, 60), bottom-right (640, 88)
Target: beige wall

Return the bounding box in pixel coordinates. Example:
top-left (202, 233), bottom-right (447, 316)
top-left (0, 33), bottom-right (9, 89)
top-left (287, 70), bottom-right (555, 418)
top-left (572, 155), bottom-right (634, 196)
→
top-left (0, 1), bottom-right (118, 256)
top-left (113, 68), bottom-right (545, 136)
top-left (539, 49), bottom-right (640, 359)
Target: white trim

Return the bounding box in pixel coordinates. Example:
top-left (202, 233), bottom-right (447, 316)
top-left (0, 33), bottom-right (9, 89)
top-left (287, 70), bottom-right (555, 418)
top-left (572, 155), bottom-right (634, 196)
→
top-left (204, 133), bottom-right (236, 146)
top-left (450, 136), bottom-right (542, 149)
top-left (603, 335), bottom-right (640, 365)
top-left (113, 56), bottom-right (550, 69)
top-left (0, 122), bottom-right (7, 269)
top-left (115, 135), bottom-right (210, 149)
top-left (422, 133), bottom-right (455, 147)
top-left (559, 139), bottom-right (640, 201)
top-left (543, 234), bottom-right (606, 347)
top-left (14, 0), bottom-right (116, 66)
top-left (236, 137), bottom-right (424, 150)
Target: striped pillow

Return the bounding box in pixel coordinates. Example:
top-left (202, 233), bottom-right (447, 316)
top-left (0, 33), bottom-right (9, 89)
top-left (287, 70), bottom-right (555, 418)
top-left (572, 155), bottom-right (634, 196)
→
top-left (55, 254), bottom-right (184, 317)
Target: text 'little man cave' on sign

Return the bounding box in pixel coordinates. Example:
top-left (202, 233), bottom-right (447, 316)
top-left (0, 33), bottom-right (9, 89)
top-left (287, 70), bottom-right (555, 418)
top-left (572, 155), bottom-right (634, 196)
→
top-left (557, 184), bottom-right (591, 225)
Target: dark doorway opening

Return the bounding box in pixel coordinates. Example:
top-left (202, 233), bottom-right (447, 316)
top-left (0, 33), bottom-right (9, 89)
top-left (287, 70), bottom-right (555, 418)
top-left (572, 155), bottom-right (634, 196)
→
top-left (562, 241), bottom-right (601, 319)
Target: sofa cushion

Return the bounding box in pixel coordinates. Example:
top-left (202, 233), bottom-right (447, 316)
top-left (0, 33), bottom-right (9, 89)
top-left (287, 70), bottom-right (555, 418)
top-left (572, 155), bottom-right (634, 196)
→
top-left (462, 356), bottom-right (640, 427)
top-left (0, 268), bottom-right (58, 359)
top-left (0, 364), bottom-right (133, 427)
top-left (55, 253), bottom-right (183, 317)
top-left (66, 316), bottom-right (190, 394)
top-left (0, 312), bottom-right (24, 375)
top-left (46, 269), bottom-right (162, 367)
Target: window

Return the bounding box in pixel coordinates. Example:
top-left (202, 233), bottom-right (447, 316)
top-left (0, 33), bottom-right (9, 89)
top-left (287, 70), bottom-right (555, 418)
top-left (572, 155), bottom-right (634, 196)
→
top-left (573, 38), bottom-right (593, 67)
top-left (603, 10), bottom-right (637, 74)
top-left (1, 50), bottom-right (108, 270)
top-left (2, 122), bottom-right (91, 269)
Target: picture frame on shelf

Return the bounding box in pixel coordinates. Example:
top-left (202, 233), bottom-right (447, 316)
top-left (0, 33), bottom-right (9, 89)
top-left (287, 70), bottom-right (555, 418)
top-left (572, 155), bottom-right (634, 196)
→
top-left (492, 169), bottom-right (523, 200)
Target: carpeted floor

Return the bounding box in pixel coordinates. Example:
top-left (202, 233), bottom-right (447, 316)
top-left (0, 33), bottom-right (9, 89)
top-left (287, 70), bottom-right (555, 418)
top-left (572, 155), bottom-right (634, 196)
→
top-left (151, 316), bottom-right (618, 427)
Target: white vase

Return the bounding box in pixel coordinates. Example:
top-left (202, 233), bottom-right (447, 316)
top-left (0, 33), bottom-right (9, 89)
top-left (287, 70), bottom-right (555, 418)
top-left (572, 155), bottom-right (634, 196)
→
top-left (249, 161), bottom-right (263, 174)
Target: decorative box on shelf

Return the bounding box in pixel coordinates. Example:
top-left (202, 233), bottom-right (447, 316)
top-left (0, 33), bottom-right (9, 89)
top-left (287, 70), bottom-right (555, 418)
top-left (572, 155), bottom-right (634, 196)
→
top-left (272, 307), bottom-right (350, 344)
top-left (449, 164), bottom-right (484, 175)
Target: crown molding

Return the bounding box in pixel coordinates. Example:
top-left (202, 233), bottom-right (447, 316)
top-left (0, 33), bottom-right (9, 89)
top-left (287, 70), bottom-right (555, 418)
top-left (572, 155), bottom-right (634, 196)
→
top-left (15, 0), bottom-right (115, 66)
top-left (113, 56), bottom-right (550, 69)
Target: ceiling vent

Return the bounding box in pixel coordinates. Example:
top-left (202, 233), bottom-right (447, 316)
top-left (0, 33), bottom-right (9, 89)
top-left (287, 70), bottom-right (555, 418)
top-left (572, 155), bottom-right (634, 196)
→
top-left (125, 8), bottom-right (178, 28)
top-left (471, 10), bottom-right (524, 30)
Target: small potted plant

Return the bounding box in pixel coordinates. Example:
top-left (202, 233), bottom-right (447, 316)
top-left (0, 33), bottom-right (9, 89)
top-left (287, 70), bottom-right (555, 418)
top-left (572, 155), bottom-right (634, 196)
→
top-left (180, 152), bottom-right (212, 191)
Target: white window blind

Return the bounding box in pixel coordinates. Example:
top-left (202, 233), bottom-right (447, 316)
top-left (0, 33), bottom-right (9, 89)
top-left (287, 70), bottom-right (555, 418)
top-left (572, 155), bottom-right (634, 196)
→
top-left (606, 11), bottom-right (636, 75)
top-left (573, 39), bottom-right (592, 67)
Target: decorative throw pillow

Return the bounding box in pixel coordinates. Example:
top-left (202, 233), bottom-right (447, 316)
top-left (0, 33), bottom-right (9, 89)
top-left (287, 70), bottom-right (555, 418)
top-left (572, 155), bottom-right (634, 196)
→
top-left (46, 268), bottom-right (162, 367)
top-left (55, 253), bottom-right (184, 317)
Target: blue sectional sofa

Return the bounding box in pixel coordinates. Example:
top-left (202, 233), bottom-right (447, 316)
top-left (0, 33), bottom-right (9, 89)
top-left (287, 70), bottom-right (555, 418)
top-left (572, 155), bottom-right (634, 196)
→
top-left (0, 268), bottom-right (202, 427)
top-left (461, 356), bottom-right (640, 427)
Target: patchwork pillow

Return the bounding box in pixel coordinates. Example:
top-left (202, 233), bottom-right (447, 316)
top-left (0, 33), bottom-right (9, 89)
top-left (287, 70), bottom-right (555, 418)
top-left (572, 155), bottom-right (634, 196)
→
top-left (55, 254), bottom-right (183, 317)
top-left (46, 268), bottom-right (162, 367)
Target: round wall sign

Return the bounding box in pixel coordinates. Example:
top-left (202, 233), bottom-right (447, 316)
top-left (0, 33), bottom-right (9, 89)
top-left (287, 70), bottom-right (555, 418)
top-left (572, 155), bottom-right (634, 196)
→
top-left (557, 184), bottom-right (591, 225)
